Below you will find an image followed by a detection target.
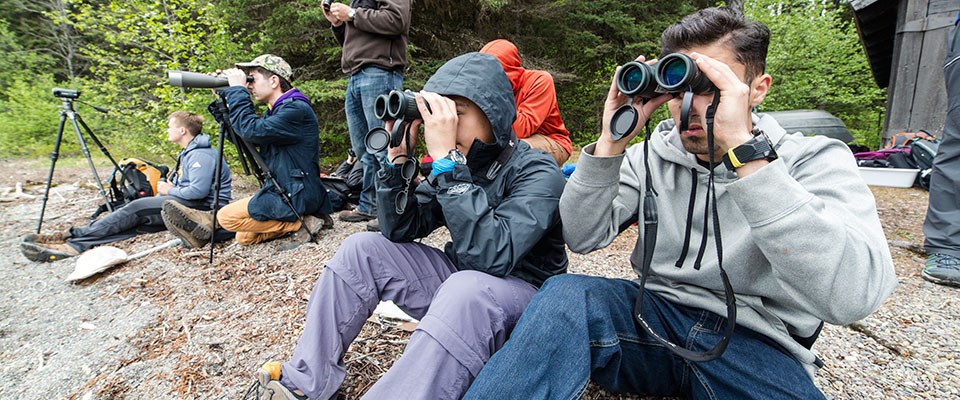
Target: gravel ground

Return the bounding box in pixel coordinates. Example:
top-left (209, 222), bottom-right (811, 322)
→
top-left (0, 159), bottom-right (954, 399)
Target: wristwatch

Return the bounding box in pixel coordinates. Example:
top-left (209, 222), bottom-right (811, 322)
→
top-left (347, 8), bottom-right (356, 21)
top-left (444, 149), bottom-right (467, 165)
top-left (722, 128), bottom-right (778, 170)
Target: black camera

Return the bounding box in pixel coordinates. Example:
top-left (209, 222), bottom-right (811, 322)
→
top-left (323, 0), bottom-right (332, 11)
top-left (52, 88), bottom-right (80, 99)
top-left (167, 70), bottom-right (254, 89)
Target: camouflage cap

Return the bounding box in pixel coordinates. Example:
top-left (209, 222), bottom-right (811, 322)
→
top-left (236, 54), bottom-right (293, 82)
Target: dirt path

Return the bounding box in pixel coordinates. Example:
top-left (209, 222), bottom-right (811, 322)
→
top-left (0, 160), bottom-right (955, 399)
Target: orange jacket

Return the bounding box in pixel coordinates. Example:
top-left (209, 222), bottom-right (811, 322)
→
top-left (480, 39), bottom-right (572, 155)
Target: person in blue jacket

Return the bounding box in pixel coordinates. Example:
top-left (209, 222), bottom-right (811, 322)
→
top-left (162, 54), bottom-right (333, 248)
top-left (20, 111), bottom-right (232, 261)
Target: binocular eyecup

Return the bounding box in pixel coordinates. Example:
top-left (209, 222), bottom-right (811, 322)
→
top-left (374, 90), bottom-right (421, 121)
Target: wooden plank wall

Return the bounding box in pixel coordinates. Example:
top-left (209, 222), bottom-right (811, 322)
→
top-left (884, 0), bottom-right (960, 141)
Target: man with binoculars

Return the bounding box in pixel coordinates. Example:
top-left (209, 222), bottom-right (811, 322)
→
top-left (464, 7), bottom-right (896, 399)
top-left (245, 52), bottom-right (567, 400)
top-left (163, 54), bottom-right (333, 248)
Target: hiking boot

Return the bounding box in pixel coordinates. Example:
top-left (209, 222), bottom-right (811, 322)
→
top-left (339, 209), bottom-right (376, 222)
top-left (319, 213), bottom-right (334, 230)
top-left (366, 218), bottom-right (380, 232)
top-left (241, 361), bottom-right (307, 400)
top-left (161, 200), bottom-right (213, 249)
top-left (20, 241), bottom-right (79, 262)
top-left (23, 230), bottom-right (71, 244)
top-left (921, 253), bottom-right (960, 288)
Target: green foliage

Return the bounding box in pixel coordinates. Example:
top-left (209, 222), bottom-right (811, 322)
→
top-left (746, 0), bottom-right (887, 148)
top-left (0, 0), bottom-right (889, 161)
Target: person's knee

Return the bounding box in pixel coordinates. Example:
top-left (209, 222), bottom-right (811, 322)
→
top-left (432, 271), bottom-right (492, 310)
top-left (216, 203), bottom-right (245, 230)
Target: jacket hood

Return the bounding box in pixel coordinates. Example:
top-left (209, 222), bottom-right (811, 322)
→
top-left (423, 52), bottom-right (516, 150)
top-left (480, 39), bottom-right (523, 93)
top-left (185, 134), bottom-right (212, 152)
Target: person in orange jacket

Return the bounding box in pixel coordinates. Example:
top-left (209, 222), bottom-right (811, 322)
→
top-left (480, 39), bottom-right (572, 165)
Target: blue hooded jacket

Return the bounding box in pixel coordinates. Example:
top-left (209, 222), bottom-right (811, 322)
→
top-left (167, 133), bottom-right (232, 208)
top-left (211, 87), bottom-right (333, 221)
top-left (376, 52), bottom-right (568, 286)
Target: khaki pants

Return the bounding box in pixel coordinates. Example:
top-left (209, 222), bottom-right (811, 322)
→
top-left (217, 197), bottom-right (301, 245)
top-left (521, 134), bottom-right (570, 165)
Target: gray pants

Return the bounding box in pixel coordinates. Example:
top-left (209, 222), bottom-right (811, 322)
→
top-left (70, 196), bottom-right (187, 252)
top-left (925, 24), bottom-right (960, 258)
top-left (280, 232), bottom-right (537, 400)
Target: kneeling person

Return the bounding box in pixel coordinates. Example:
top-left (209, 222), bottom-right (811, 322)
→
top-left (248, 53), bottom-right (567, 400)
top-left (163, 54), bottom-right (334, 248)
top-left (21, 111), bottom-right (232, 261)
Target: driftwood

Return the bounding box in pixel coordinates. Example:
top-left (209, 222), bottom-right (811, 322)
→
top-left (887, 240), bottom-right (926, 256)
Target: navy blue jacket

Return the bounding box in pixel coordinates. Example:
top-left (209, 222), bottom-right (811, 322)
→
top-left (167, 133), bottom-right (232, 208)
top-left (211, 86), bottom-right (332, 221)
top-left (376, 53), bottom-right (568, 286)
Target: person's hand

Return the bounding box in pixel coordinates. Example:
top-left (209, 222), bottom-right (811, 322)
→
top-left (385, 119), bottom-right (421, 165)
top-left (157, 181), bottom-right (173, 196)
top-left (688, 52), bottom-right (754, 155)
top-left (323, 2), bottom-right (343, 26)
top-left (596, 56), bottom-right (671, 157)
top-left (328, 3), bottom-right (352, 24)
top-left (223, 68), bottom-right (248, 87)
top-left (416, 91), bottom-right (458, 161)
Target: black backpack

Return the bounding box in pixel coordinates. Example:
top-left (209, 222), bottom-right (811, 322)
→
top-left (90, 158), bottom-right (169, 220)
top-left (907, 135), bottom-right (941, 190)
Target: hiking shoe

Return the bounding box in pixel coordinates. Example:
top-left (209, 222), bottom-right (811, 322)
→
top-left (23, 231), bottom-right (71, 244)
top-left (20, 241), bottom-right (79, 262)
top-left (366, 218), bottom-right (380, 232)
top-left (339, 209), bottom-right (376, 222)
top-left (161, 200), bottom-right (213, 249)
top-left (241, 361), bottom-right (307, 400)
top-left (922, 253), bottom-right (960, 288)
top-left (319, 213), bottom-right (334, 230)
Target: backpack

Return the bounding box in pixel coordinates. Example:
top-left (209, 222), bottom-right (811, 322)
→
top-left (908, 137), bottom-right (940, 189)
top-left (90, 158), bottom-right (169, 220)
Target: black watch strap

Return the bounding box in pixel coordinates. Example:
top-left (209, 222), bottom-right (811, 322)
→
top-left (722, 129), bottom-right (778, 170)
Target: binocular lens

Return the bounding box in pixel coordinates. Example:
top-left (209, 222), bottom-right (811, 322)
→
top-left (387, 90), bottom-right (421, 121)
top-left (616, 62), bottom-right (656, 98)
top-left (660, 60), bottom-right (688, 87)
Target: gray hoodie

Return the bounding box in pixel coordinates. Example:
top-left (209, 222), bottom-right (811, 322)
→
top-left (560, 114), bottom-right (897, 375)
top-left (167, 133), bottom-right (232, 208)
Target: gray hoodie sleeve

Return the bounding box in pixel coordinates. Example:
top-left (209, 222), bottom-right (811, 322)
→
top-left (560, 142), bottom-right (646, 253)
top-left (725, 138), bottom-right (897, 324)
top-left (167, 151), bottom-right (216, 202)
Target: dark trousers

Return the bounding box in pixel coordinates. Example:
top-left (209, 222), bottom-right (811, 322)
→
top-left (924, 24), bottom-right (960, 258)
top-left (68, 196), bottom-right (205, 252)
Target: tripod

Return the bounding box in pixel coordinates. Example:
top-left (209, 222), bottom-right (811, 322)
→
top-left (37, 94), bottom-right (119, 233)
top-left (207, 92), bottom-right (311, 263)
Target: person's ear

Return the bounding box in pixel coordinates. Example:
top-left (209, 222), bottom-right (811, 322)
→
top-left (271, 75), bottom-right (281, 89)
top-left (749, 73), bottom-right (772, 107)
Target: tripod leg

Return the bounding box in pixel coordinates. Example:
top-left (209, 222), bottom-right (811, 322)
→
top-left (209, 126), bottom-right (229, 264)
top-left (76, 113), bottom-right (121, 170)
top-left (69, 112), bottom-right (114, 212)
top-left (37, 112), bottom-right (69, 233)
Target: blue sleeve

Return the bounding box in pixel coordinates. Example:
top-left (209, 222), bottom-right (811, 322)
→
top-left (167, 152), bottom-right (216, 201)
top-left (223, 87), bottom-right (307, 146)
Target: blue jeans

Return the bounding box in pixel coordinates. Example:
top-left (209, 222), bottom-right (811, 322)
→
top-left (345, 66), bottom-right (403, 215)
top-left (464, 274), bottom-right (826, 400)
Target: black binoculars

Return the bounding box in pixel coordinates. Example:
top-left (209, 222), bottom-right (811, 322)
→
top-left (322, 0), bottom-right (332, 11)
top-left (615, 53), bottom-right (715, 98)
top-left (608, 53), bottom-right (717, 141)
top-left (374, 90), bottom-right (421, 122)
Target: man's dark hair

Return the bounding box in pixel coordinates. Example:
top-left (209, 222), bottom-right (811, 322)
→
top-left (660, 7), bottom-right (770, 81)
top-left (249, 66), bottom-right (293, 92)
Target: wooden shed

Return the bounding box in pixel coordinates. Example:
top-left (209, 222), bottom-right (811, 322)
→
top-left (852, 0), bottom-right (959, 141)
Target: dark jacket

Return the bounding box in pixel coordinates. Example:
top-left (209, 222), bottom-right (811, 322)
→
top-left (332, 0), bottom-right (410, 74)
top-left (210, 86), bottom-right (333, 221)
top-left (376, 52), bottom-right (568, 287)
top-left (167, 133), bottom-right (232, 208)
